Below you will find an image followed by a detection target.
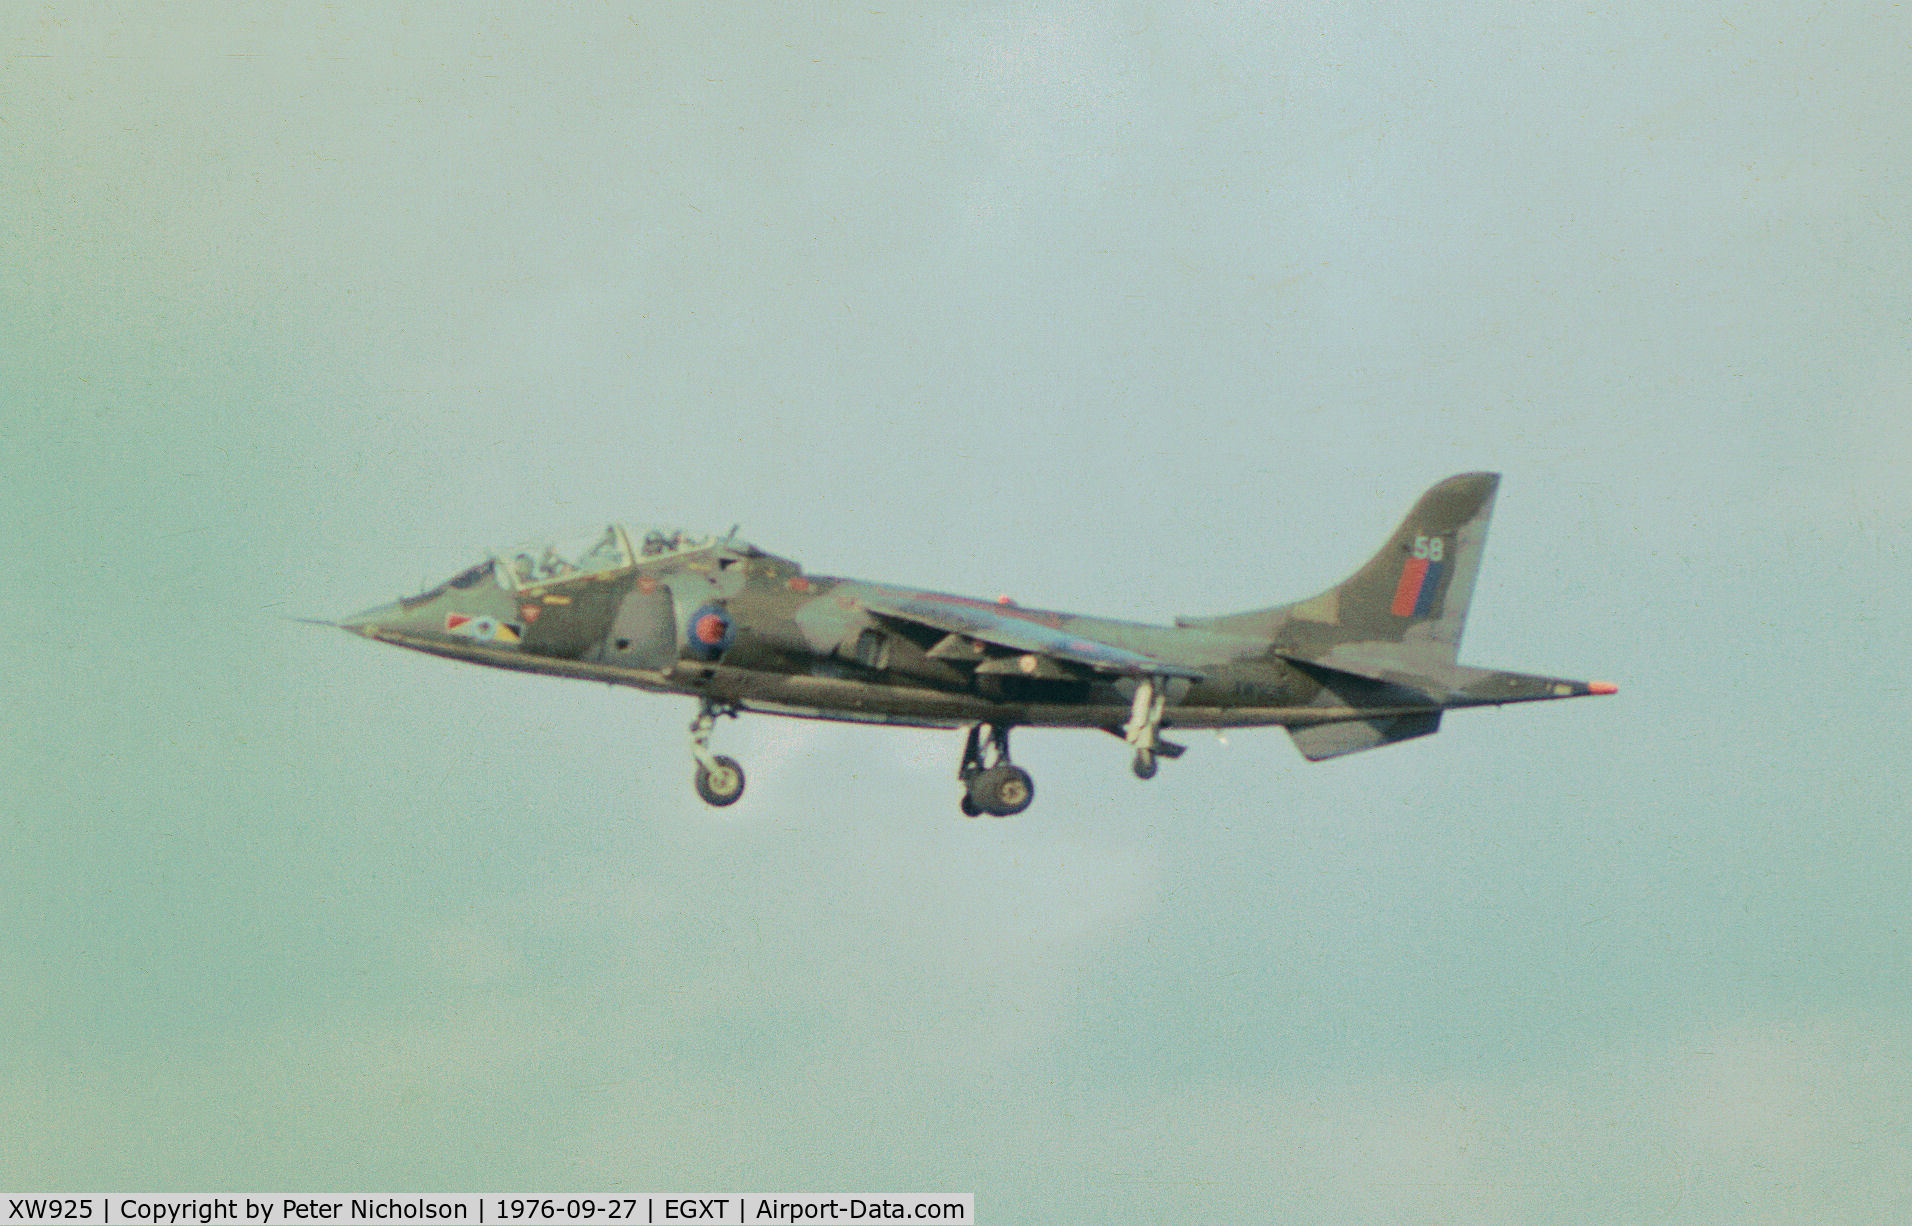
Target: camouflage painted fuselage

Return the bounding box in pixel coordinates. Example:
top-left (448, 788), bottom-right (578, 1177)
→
top-left (342, 474), bottom-right (1612, 761)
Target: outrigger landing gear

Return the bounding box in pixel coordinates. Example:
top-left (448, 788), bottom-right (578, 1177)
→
top-left (957, 723), bottom-right (1035, 818)
top-left (1123, 677), bottom-right (1185, 781)
top-left (690, 699), bottom-right (745, 806)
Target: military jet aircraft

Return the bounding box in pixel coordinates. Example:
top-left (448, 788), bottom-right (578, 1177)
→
top-left (335, 473), bottom-right (1613, 816)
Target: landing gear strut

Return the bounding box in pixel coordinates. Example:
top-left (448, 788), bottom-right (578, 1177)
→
top-left (690, 699), bottom-right (745, 806)
top-left (957, 723), bottom-right (1034, 817)
top-left (1123, 677), bottom-right (1184, 781)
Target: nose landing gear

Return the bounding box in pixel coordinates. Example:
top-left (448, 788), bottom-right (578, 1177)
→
top-left (958, 723), bottom-right (1034, 817)
top-left (690, 699), bottom-right (745, 806)
top-left (695, 755), bottom-right (746, 806)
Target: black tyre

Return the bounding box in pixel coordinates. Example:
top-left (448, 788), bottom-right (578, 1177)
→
top-left (695, 755), bottom-right (746, 806)
top-left (1131, 751), bottom-right (1158, 780)
top-left (958, 793), bottom-right (982, 818)
top-left (971, 764), bottom-right (1035, 817)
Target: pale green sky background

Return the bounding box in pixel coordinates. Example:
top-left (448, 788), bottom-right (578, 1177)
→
top-left (4, 3), bottom-right (1910, 1221)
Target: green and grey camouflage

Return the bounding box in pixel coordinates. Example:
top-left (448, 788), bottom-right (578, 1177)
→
top-left (336, 474), bottom-right (1615, 815)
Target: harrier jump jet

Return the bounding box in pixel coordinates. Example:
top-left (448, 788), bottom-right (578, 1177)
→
top-left (336, 473), bottom-right (1613, 816)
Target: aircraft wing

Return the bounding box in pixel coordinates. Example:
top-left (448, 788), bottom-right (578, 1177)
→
top-left (857, 588), bottom-right (1203, 680)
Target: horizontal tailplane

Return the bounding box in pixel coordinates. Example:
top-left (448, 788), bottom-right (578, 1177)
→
top-left (1289, 712), bottom-right (1442, 761)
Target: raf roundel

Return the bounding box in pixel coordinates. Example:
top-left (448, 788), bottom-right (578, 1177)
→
top-left (687, 603), bottom-right (733, 659)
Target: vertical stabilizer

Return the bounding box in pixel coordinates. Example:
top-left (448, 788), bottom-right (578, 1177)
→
top-left (1184, 472), bottom-right (1501, 665)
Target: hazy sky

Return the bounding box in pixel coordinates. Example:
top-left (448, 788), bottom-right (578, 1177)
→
top-left (5, 4), bottom-right (1910, 1221)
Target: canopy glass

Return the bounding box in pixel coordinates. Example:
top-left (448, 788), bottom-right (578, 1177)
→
top-left (493, 525), bottom-right (740, 589)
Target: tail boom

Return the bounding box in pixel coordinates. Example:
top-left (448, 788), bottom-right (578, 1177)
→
top-left (1175, 472), bottom-right (1616, 761)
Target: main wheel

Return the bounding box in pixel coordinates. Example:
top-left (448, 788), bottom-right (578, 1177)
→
top-left (969, 764), bottom-right (1035, 817)
top-left (958, 793), bottom-right (982, 818)
top-left (695, 755), bottom-right (746, 806)
top-left (1131, 750), bottom-right (1158, 780)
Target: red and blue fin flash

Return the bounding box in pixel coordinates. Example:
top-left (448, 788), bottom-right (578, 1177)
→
top-left (1390, 556), bottom-right (1442, 617)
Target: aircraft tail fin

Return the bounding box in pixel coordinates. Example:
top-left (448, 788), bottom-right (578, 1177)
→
top-left (1182, 472), bottom-right (1500, 665)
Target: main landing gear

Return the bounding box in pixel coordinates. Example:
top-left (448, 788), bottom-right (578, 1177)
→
top-left (957, 723), bottom-right (1034, 818)
top-left (1123, 677), bottom-right (1184, 780)
top-left (690, 699), bottom-right (745, 806)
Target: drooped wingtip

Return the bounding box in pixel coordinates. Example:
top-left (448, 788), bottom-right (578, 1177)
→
top-left (1587, 680), bottom-right (1619, 695)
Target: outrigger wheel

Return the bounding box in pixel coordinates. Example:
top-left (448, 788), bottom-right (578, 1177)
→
top-left (695, 754), bottom-right (746, 806)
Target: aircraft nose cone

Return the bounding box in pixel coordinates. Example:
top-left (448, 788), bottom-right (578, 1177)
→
top-left (338, 600), bottom-right (403, 637)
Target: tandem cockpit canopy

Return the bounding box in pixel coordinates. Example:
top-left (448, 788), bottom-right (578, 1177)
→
top-left (492, 525), bottom-right (742, 590)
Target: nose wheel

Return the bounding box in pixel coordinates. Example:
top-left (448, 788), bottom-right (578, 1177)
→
top-left (957, 723), bottom-right (1035, 817)
top-left (695, 754), bottom-right (745, 806)
top-left (690, 700), bottom-right (745, 806)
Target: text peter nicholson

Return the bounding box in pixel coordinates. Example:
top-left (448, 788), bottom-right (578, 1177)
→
top-left (3, 1195), bottom-right (975, 1225)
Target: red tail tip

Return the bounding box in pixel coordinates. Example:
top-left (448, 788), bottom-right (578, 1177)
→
top-left (1587, 681), bottom-right (1619, 695)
